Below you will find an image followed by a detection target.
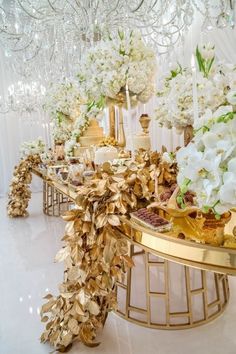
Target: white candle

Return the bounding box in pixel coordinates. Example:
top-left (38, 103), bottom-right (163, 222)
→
top-left (125, 83), bottom-right (135, 159)
top-left (144, 103), bottom-right (146, 113)
top-left (191, 54), bottom-right (199, 123)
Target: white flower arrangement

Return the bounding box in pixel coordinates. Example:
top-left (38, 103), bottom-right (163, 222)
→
top-left (44, 82), bottom-right (81, 117)
top-left (155, 44), bottom-right (236, 132)
top-left (52, 123), bottom-right (71, 145)
top-left (20, 137), bottom-right (45, 158)
top-left (78, 30), bottom-right (157, 105)
top-left (64, 100), bottom-right (104, 157)
top-left (176, 105), bottom-right (236, 216)
top-left (44, 82), bottom-right (83, 144)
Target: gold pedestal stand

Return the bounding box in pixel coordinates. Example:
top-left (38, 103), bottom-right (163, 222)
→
top-left (116, 243), bottom-right (229, 329)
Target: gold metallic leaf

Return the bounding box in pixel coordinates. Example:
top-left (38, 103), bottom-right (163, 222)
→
top-left (43, 294), bottom-right (54, 300)
top-left (122, 255), bottom-right (135, 268)
top-left (61, 333), bottom-right (73, 348)
top-left (87, 300), bottom-right (100, 315)
top-left (74, 301), bottom-right (85, 316)
top-left (61, 211), bottom-right (79, 221)
top-left (55, 246), bottom-right (70, 263)
top-left (41, 299), bottom-right (56, 314)
top-left (41, 315), bottom-right (49, 322)
top-left (96, 213), bottom-right (108, 228)
top-left (68, 318), bottom-right (79, 335)
top-left (107, 215), bottom-right (120, 226)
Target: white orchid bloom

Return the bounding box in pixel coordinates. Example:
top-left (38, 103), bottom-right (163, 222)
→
top-left (227, 90), bottom-right (236, 105)
top-left (198, 43), bottom-right (215, 60)
top-left (213, 105), bottom-right (233, 118)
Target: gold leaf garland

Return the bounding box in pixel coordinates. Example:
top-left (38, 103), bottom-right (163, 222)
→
top-left (41, 153), bottom-right (177, 352)
top-left (7, 154), bottom-right (41, 217)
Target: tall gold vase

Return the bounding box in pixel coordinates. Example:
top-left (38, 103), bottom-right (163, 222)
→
top-left (117, 104), bottom-right (126, 148)
top-left (108, 105), bottom-right (116, 138)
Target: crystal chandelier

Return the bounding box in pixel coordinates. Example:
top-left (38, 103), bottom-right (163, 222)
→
top-left (0, 0), bottom-right (235, 112)
top-left (0, 80), bottom-right (46, 114)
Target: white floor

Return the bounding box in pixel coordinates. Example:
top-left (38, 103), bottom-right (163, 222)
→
top-left (1, 193), bottom-right (236, 354)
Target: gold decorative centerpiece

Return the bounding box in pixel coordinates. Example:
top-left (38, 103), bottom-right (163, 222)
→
top-left (78, 118), bottom-right (104, 147)
top-left (139, 113), bottom-right (151, 133)
top-left (133, 113), bottom-right (151, 151)
top-left (73, 118), bottom-right (104, 157)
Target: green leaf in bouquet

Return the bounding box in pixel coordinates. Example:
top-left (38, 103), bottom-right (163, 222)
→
top-left (196, 46), bottom-right (204, 73)
top-left (206, 56), bottom-right (215, 76)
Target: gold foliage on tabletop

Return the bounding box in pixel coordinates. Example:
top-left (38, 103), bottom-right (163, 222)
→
top-left (7, 154), bottom-right (41, 217)
top-left (41, 151), bottom-right (177, 352)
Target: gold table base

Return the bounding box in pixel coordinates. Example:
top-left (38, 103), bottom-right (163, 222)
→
top-left (43, 180), bottom-right (73, 216)
top-left (116, 244), bottom-right (229, 329)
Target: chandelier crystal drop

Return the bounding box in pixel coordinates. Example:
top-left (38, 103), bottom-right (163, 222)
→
top-left (0, 1), bottom-right (235, 66)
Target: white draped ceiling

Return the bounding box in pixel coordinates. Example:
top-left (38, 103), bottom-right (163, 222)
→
top-left (1, 18), bottom-right (236, 196)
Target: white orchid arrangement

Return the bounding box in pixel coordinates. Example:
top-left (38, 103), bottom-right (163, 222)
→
top-left (64, 99), bottom-right (104, 157)
top-left (155, 44), bottom-right (236, 132)
top-left (176, 105), bottom-right (236, 217)
top-left (78, 30), bottom-right (157, 106)
top-left (20, 137), bottom-right (45, 158)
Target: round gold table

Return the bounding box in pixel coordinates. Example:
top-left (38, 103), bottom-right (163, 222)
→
top-left (114, 216), bottom-right (236, 329)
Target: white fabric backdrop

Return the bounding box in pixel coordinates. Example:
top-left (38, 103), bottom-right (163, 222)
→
top-left (1, 20), bottom-right (236, 196)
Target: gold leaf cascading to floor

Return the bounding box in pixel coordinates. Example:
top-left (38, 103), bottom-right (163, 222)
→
top-left (40, 153), bottom-right (176, 352)
top-left (7, 154), bottom-right (42, 217)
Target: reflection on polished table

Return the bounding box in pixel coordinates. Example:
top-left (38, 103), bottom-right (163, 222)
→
top-left (32, 167), bottom-right (236, 330)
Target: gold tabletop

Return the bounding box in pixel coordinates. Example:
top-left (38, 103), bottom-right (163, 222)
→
top-left (117, 215), bottom-right (236, 275)
top-left (32, 166), bottom-right (236, 275)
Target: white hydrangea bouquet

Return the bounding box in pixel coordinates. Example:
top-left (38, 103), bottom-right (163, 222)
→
top-left (20, 137), bottom-right (45, 158)
top-left (77, 30), bottom-right (157, 106)
top-left (176, 105), bottom-right (236, 217)
top-left (155, 43), bottom-right (236, 133)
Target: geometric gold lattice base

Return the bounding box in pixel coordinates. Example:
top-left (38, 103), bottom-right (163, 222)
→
top-left (43, 180), bottom-right (73, 217)
top-left (116, 244), bottom-right (229, 329)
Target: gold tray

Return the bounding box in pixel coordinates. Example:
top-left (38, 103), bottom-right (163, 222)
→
top-left (117, 215), bottom-right (236, 275)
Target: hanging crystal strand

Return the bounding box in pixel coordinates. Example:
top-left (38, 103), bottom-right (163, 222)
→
top-left (228, 0), bottom-right (235, 28)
